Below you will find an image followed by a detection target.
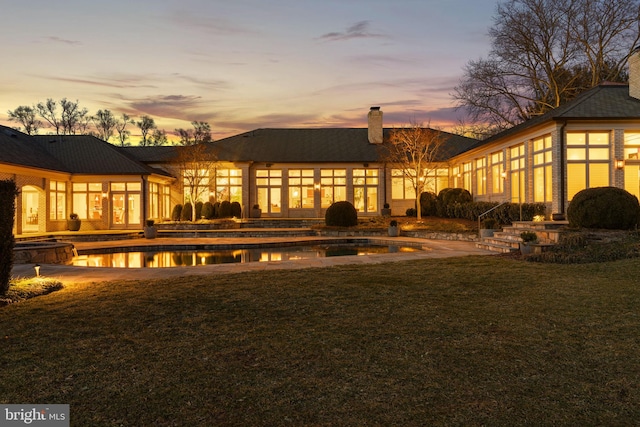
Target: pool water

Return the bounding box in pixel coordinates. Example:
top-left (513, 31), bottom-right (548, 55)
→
top-left (72, 243), bottom-right (423, 268)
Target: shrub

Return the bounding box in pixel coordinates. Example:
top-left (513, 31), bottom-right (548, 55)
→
top-left (181, 202), bottom-right (193, 221)
top-left (202, 202), bottom-right (214, 219)
top-left (419, 192), bottom-right (437, 217)
top-left (567, 187), bottom-right (640, 230)
top-left (219, 200), bottom-right (232, 218)
top-left (436, 188), bottom-right (472, 217)
top-left (0, 179), bottom-right (18, 295)
top-left (194, 201), bottom-right (204, 220)
top-left (406, 208), bottom-right (417, 217)
top-left (325, 201), bottom-right (358, 227)
top-left (231, 201), bottom-right (242, 218)
top-left (171, 204), bottom-right (183, 221)
top-left (520, 231), bottom-right (538, 243)
top-left (212, 202), bottom-right (220, 218)
top-left (481, 218), bottom-right (498, 229)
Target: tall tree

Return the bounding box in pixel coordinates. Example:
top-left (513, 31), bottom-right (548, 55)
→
top-left (92, 109), bottom-right (117, 142)
top-left (7, 106), bottom-right (42, 135)
top-left (150, 128), bottom-right (168, 146)
top-left (174, 121), bottom-right (213, 146)
top-left (35, 98), bottom-right (89, 135)
top-left (379, 122), bottom-right (445, 220)
top-left (454, 0), bottom-right (640, 132)
top-left (115, 113), bottom-right (134, 147)
top-left (136, 115), bottom-right (156, 146)
top-left (36, 99), bottom-right (62, 135)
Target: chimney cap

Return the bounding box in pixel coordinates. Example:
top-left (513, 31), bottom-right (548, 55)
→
top-left (370, 106), bottom-right (380, 111)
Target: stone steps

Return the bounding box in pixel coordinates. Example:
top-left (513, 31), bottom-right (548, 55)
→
top-left (476, 221), bottom-right (568, 254)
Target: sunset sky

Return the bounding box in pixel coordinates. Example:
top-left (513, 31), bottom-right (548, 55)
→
top-left (0, 0), bottom-right (496, 142)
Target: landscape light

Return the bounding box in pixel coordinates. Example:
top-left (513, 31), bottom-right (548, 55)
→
top-left (34, 264), bottom-right (40, 277)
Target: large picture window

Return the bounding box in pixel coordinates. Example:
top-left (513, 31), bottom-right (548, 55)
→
top-left (476, 157), bottom-right (486, 196)
top-left (288, 169), bottom-right (314, 209)
top-left (533, 135), bottom-right (552, 203)
top-left (490, 151), bottom-right (504, 194)
top-left (49, 181), bottom-right (66, 220)
top-left (72, 182), bottom-right (102, 220)
top-left (216, 169), bottom-right (242, 203)
top-left (320, 169), bottom-right (346, 208)
top-left (567, 132), bottom-right (610, 200)
top-left (463, 162), bottom-right (472, 193)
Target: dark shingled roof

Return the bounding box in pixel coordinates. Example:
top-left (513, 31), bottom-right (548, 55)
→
top-left (0, 126), bottom-right (68, 171)
top-left (481, 83), bottom-right (640, 145)
top-left (211, 128), bottom-right (479, 163)
top-left (31, 134), bottom-right (163, 175)
top-left (121, 145), bottom-right (180, 163)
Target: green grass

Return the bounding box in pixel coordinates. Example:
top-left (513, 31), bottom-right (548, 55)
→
top-left (2, 256), bottom-right (640, 425)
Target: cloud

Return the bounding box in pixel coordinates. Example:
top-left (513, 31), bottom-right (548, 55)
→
top-left (46, 36), bottom-right (82, 46)
top-left (319, 21), bottom-right (385, 42)
top-left (124, 94), bottom-right (215, 122)
top-left (37, 74), bottom-right (158, 90)
top-left (169, 10), bottom-right (258, 36)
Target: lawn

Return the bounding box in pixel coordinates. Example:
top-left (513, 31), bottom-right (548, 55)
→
top-left (2, 255), bottom-right (640, 426)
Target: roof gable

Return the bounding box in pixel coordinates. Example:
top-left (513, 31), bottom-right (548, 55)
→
top-left (0, 126), bottom-right (68, 171)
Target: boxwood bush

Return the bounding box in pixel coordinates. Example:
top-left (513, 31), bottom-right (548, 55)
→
top-left (171, 204), bottom-right (183, 221)
top-left (218, 200), bottom-right (232, 218)
top-left (202, 202), bottom-right (214, 219)
top-left (419, 191), bottom-right (437, 217)
top-left (436, 188), bottom-right (473, 217)
top-left (231, 201), bottom-right (242, 218)
top-left (325, 201), bottom-right (358, 227)
top-left (181, 202), bottom-right (193, 221)
top-left (567, 187), bottom-right (640, 230)
top-left (0, 179), bottom-right (18, 294)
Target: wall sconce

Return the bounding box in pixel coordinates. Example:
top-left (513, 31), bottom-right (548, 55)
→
top-left (266, 163), bottom-right (273, 168)
top-left (363, 163), bottom-right (369, 167)
top-left (34, 264), bottom-right (40, 277)
top-left (314, 183), bottom-right (321, 190)
top-left (101, 192), bottom-right (108, 200)
top-left (501, 171), bottom-right (507, 179)
top-left (615, 159), bottom-right (625, 170)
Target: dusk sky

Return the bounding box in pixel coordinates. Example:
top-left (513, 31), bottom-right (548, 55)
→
top-left (0, 0), bottom-right (497, 142)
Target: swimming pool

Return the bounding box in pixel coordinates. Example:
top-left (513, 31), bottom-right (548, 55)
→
top-left (72, 241), bottom-right (423, 268)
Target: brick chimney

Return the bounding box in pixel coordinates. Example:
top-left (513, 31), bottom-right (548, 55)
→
top-left (368, 106), bottom-right (383, 144)
top-left (630, 47), bottom-right (640, 100)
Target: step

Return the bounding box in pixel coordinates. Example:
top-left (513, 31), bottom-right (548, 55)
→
top-left (475, 241), bottom-right (518, 253)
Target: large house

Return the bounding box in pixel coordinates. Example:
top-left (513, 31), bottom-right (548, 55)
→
top-left (5, 51), bottom-right (640, 234)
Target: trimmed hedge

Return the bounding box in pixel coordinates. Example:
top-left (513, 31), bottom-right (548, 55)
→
top-left (231, 201), bottom-right (242, 218)
top-left (0, 179), bottom-right (18, 294)
top-left (325, 201), bottom-right (358, 227)
top-left (218, 201), bottom-right (232, 218)
top-left (567, 187), bottom-right (640, 230)
top-left (202, 202), bottom-right (214, 219)
top-left (194, 201), bottom-right (203, 220)
top-left (171, 204), bottom-right (183, 221)
top-left (419, 192), bottom-right (437, 217)
top-left (181, 202), bottom-right (193, 221)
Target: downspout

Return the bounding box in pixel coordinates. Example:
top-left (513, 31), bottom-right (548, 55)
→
top-left (559, 121), bottom-right (567, 215)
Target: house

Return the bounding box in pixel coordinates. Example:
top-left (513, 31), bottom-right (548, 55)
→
top-left (5, 50), bottom-right (640, 233)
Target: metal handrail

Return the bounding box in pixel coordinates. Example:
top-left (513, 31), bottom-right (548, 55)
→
top-left (478, 200), bottom-right (510, 231)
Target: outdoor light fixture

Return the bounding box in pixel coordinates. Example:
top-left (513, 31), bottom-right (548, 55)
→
top-left (616, 159), bottom-right (625, 170)
top-left (34, 264), bottom-right (40, 277)
top-left (501, 171), bottom-right (507, 179)
top-left (314, 183), bottom-right (321, 190)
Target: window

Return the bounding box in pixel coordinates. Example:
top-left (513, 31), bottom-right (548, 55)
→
top-left (149, 182), bottom-right (160, 219)
top-left (353, 169), bottom-right (378, 213)
top-left (624, 132), bottom-right (640, 160)
top-left (391, 169), bottom-right (415, 200)
top-left (533, 135), bottom-right (552, 203)
top-left (72, 182), bottom-right (102, 220)
top-left (111, 182), bottom-right (141, 226)
top-left (510, 144), bottom-right (525, 203)
top-left (162, 186), bottom-right (171, 219)
top-left (216, 169), bottom-right (242, 203)
top-left (320, 169), bottom-right (346, 208)
top-left (490, 151), bottom-right (504, 194)
top-left (624, 132), bottom-right (640, 199)
top-left (463, 162), bottom-right (472, 193)
top-left (49, 181), bottom-right (66, 220)
top-left (566, 132), bottom-right (610, 200)
top-left (452, 166), bottom-right (461, 188)
top-left (476, 157), bottom-right (486, 196)
top-left (288, 169), bottom-right (314, 209)
top-left (256, 169), bottom-right (282, 213)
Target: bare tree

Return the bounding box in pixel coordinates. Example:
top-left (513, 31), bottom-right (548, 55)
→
top-left (92, 109), bottom-right (117, 142)
top-left (454, 0), bottom-right (640, 132)
top-left (176, 143), bottom-right (218, 213)
top-left (115, 113), bottom-right (134, 147)
top-left (379, 122), bottom-right (445, 220)
top-left (174, 121), bottom-right (213, 146)
top-left (36, 99), bottom-right (62, 135)
top-left (7, 106), bottom-right (42, 135)
top-left (60, 98), bottom-right (89, 135)
top-left (136, 115), bottom-right (156, 146)
top-left (150, 128), bottom-right (168, 146)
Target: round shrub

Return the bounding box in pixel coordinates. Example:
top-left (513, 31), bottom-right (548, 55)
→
top-left (325, 201), bottom-right (358, 227)
top-left (439, 188), bottom-right (472, 205)
top-left (212, 202), bottom-right (220, 218)
top-left (181, 202), bottom-right (193, 221)
top-left (231, 201), bottom-right (242, 218)
top-left (419, 191), bottom-right (437, 217)
top-left (171, 204), bottom-right (183, 221)
top-left (567, 187), bottom-right (640, 230)
top-left (218, 200), bottom-right (232, 218)
top-left (202, 202), bottom-right (214, 219)
top-left (406, 207), bottom-right (417, 217)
